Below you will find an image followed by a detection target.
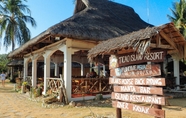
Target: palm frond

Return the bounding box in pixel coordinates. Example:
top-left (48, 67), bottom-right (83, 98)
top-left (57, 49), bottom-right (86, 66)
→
top-left (0, 0), bottom-right (36, 51)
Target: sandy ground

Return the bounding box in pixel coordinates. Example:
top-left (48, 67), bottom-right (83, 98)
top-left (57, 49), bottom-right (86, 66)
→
top-left (0, 80), bottom-right (186, 118)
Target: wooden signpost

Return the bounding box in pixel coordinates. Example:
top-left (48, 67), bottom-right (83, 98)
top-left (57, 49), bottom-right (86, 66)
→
top-left (112, 101), bottom-right (165, 118)
top-left (110, 64), bottom-right (161, 78)
top-left (112, 92), bottom-right (165, 105)
top-left (109, 77), bottom-right (165, 86)
top-left (113, 85), bottom-right (163, 95)
top-left (109, 50), bottom-right (166, 118)
top-left (109, 50), bottom-right (166, 68)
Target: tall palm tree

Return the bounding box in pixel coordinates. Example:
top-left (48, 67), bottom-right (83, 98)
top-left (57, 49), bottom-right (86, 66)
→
top-left (167, 0), bottom-right (186, 87)
top-left (0, 0), bottom-right (36, 51)
top-left (167, 0), bottom-right (186, 38)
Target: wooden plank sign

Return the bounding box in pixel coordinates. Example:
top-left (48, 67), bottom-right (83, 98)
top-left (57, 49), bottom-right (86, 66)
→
top-left (109, 77), bottom-right (166, 86)
top-left (112, 92), bottom-right (165, 105)
top-left (109, 50), bottom-right (166, 68)
top-left (112, 101), bottom-right (165, 118)
top-left (113, 85), bottom-right (163, 95)
top-left (110, 64), bottom-right (161, 78)
top-left (109, 50), bottom-right (166, 117)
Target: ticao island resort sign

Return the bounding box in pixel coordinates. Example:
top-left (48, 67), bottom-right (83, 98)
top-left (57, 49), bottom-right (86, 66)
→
top-left (109, 50), bottom-right (166, 118)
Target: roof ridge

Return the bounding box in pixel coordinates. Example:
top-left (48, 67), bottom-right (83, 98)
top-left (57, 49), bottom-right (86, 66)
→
top-left (82, 0), bottom-right (108, 7)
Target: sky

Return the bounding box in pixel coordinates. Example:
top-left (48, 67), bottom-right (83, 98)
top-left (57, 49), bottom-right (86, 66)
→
top-left (0, 0), bottom-right (179, 54)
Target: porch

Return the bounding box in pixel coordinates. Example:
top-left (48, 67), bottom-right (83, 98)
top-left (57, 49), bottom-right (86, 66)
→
top-left (23, 76), bottom-right (112, 99)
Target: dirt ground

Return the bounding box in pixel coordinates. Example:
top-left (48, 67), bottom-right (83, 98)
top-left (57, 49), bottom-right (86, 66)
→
top-left (0, 80), bottom-right (186, 118)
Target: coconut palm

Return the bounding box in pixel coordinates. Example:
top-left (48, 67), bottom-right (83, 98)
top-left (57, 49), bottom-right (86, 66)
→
top-left (0, 54), bottom-right (9, 72)
top-left (167, 0), bottom-right (186, 38)
top-left (0, 0), bottom-right (36, 51)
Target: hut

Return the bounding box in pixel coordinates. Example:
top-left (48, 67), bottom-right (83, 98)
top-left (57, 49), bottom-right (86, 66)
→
top-left (7, 59), bottom-right (23, 79)
top-left (8, 0), bottom-right (152, 101)
top-left (88, 23), bottom-right (186, 90)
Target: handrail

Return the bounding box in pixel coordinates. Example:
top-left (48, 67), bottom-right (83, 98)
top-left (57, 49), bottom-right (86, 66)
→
top-left (46, 77), bottom-right (60, 80)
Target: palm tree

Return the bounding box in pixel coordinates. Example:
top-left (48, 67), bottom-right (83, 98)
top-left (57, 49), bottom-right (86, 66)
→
top-left (167, 0), bottom-right (186, 87)
top-left (0, 54), bottom-right (9, 72)
top-left (167, 0), bottom-right (186, 38)
top-left (0, 0), bottom-right (36, 51)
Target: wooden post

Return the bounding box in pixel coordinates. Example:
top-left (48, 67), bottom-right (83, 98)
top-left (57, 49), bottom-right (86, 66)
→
top-left (154, 105), bottom-right (164, 118)
top-left (99, 79), bottom-right (101, 92)
top-left (85, 80), bottom-right (88, 93)
top-left (60, 74), bottom-right (69, 104)
top-left (116, 108), bottom-right (122, 118)
top-left (59, 87), bottom-right (64, 103)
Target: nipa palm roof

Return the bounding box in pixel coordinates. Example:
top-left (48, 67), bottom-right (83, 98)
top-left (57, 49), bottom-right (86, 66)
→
top-left (88, 23), bottom-right (186, 61)
top-left (8, 0), bottom-right (152, 58)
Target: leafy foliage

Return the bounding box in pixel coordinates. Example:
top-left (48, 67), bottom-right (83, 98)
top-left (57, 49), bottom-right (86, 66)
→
top-left (167, 0), bottom-right (186, 38)
top-left (0, 54), bottom-right (9, 72)
top-left (0, 0), bottom-right (37, 51)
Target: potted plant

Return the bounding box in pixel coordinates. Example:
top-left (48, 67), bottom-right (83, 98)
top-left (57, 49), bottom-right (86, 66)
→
top-left (21, 81), bottom-right (28, 93)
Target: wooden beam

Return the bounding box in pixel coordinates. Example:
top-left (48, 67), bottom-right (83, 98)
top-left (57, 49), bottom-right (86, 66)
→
top-left (37, 34), bottom-right (51, 43)
top-left (150, 43), bottom-right (174, 49)
top-left (155, 34), bottom-right (161, 47)
top-left (159, 31), bottom-right (179, 52)
top-left (24, 38), bottom-right (66, 57)
top-left (167, 50), bottom-right (177, 54)
top-left (117, 48), bottom-right (134, 55)
top-left (68, 46), bottom-right (90, 50)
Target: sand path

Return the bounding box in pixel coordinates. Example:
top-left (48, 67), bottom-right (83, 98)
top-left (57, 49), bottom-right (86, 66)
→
top-left (0, 81), bottom-right (186, 118)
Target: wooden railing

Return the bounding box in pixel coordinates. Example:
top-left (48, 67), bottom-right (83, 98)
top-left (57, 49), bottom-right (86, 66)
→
top-left (28, 76), bottom-right (112, 97)
top-left (72, 78), bottom-right (112, 95)
top-left (46, 77), bottom-right (62, 94)
top-left (46, 76), bottom-right (68, 104)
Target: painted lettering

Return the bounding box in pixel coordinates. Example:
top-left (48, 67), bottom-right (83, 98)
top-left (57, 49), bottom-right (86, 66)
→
top-left (139, 87), bottom-right (151, 94)
top-left (109, 78), bottom-right (165, 86)
top-left (144, 51), bottom-right (163, 61)
top-left (111, 78), bottom-right (121, 84)
top-left (120, 86), bottom-right (136, 92)
top-left (129, 95), bottom-right (162, 104)
top-left (146, 78), bottom-right (162, 85)
top-left (121, 79), bottom-right (133, 85)
top-left (115, 93), bottom-right (129, 101)
top-left (113, 93), bottom-right (165, 105)
top-left (135, 79), bottom-right (145, 85)
top-left (133, 105), bottom-right (150, 114)
top-left (117, 51), bottom-right (165, 66)
top-left (117, 101), bottom-right (129, 109)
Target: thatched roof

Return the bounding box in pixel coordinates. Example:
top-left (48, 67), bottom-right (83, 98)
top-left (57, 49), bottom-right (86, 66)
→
top-left (7, 59), bottom-right (23, 67)
top-left (8, 0), bottom-right (152, 58)
top-left (88, 23), bottom-right (186, 61)
top-left (47, 0), bottom-right (153, 40)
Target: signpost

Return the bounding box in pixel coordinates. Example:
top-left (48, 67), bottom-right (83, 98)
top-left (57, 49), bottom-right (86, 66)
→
top-left (113, 85), bottom-right (163, 95)
top-left (109, 77), bottom-right (165, 86)
top-left (112, 92), bottom-right (165, 105)
top-left (109, 50), bottom-right (166, 118)
top-left (110, 64), bottom-right (161, 78)
top-left (109, 50), bottom-right (166, 68)
top-left (112, 101), bottom-right (165, 118)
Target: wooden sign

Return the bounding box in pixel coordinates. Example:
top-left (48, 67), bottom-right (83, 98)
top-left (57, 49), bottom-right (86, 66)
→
top-left (113, 85), bottom-right (163, 95)
top-left (109, 50), bottom-right (166, 68)
top-left (109, 50), bottom-right (166, 118)
top-left (112, 92), bottom-right (165, 105)
top-left (112, 101), bottom-right (165, 118)
top-left (110, 64), bottom-right (161, 78)
top-left (109, 77), bottom-right (165, 86)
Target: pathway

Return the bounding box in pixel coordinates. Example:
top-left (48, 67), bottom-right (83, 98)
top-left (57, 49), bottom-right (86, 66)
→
top-left (0, 81), bottom-right (115, 118)
top-left (1, 81), bottom-right (186, 118)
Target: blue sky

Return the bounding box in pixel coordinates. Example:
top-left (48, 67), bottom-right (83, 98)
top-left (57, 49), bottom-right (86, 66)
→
top-left (0, 0), bottom-right (179, 54)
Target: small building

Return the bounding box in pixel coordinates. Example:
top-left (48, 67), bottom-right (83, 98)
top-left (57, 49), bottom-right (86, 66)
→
top-left (8, 0), bottom-right (152, 101)
top-left (88, 23), bottom-right (186, 90)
